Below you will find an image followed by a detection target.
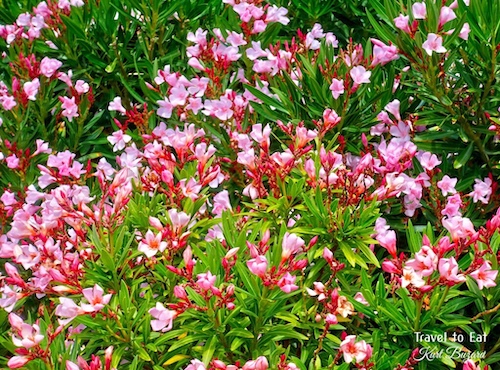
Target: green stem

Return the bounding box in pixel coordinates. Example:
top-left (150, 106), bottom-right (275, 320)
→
top-left (251, 286), bottom-right (269, 355)
top-left (414, 298), bottom-right (423, 332)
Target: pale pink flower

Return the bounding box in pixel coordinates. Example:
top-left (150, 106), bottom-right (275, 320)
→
top-left (242, 356), bottom-right (268, 370)
top-left (6, 155), bottom-right (19, 169)
top-left (340, 335), bottom-right (371, 363)
top-left (422, 33), bottom-right (447, 55)
top-left (197, 271), bottom-right (217, 290)
top-left (307, 282), bottom-right (327, 301)
top-left (277, 272), bottom-right (298, 293)
top-left (168, 209), bottom-right (190, 231)
top-left (439, 6), bottom-right (456, 27)
top-left (468, 177), bottom-right (492, 204)
top-left (212, 190), bottom-right (231, 216)
top-left (329, 78), bottom-right (344, 99)
top-left (55, 297), bottom-right (83, 325)
top-left (81, 284), bottom-right (112, 312)
top-left (23, 78), bottom-right (40, 101)
top-left (463, 360), bottom-right (480, 370)
top-left (157, 97), bottom-right (173, 118)
top-left (350, 66), bottom-right (371, 85)
top-left (401, 267), bottom-right (425, 288)
top-left (459, 23), bottom-right (470, 40)
top-left (394, 14), bottom-right (410, 33)
top-left (325, 313), bottom-right (338, 325)
top-left (470, 261), bottom-right (498, 290)
top-left (265, 5), bottom-right (289, 25)
top-left (441, 193), bottom-right (462, 218)
top-left (281, 232), bottom-right (305, 260)
top-left (11, 321), bottom-right (44, 349)
top-left (74, 80), bottom-right (89, 94)
top-left (7, 356), bottom-right (30, 368)
top-left (406, 246), bottom-right (438, 277)
top-left (437, 175), bottom-right (457, 196)
top-left (412, 2), bottom-right (426, 19)
top-left (371, 39), bottom-right (399, 66)
top-left (442, 215), bottom-right (475, 241)
top-left (138, 230), bottom-right (168, 258)
top-left (185, 359), bottom-right (206, 370)
top-left (40, 57), bottom-right (62, 78)
top-left (149, 302), bottom-right (176, 332)
top-left (418, 151), bottom-right (441, 170)
top-left (107, 130), bottom-right (131, 152)
top-left (438, 257), bottom-right (465, 284)
top-left (60, 96), bottom-right (79, 121)
top-left (250, 123), bottom-right (271, 148)
top-left (247, 255), bottom-right (268, 278)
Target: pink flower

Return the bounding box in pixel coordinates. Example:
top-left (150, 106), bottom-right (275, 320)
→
top-left (247, 255), bottom-right (268, 278)
top-left (438, 257), bottom-right (465, 284)
top-left (23, 78), bottom-right (40, 101)
top-left (418, 151), bottom-right (441, 170)
top-left (439, 6), bottom-right (456, 27)
top-left (459, 23), bottom-right (470, 40)
top-left (265, 5), bottom-right (289, 25)
top-left (212, 190), bottom-right (231, 216)
top-left (325, 313), bottom-right (338, 325)
top-left (281, 232), bottom-right (305, 260)
top-left (242, 356), bottom-right (269, 370)
top-left (107, 130), bottom-right (131, 152)
top-left (468, 177), bottom-right (492, 204)
top-left (340, 335), bottom-right (371, 363)
top-left (149, 302), bottom-right (176, 332)
top-left (74, 80), bottom-right (89, 94)
top-left (412, 2), bottom-right (427, 19)
top-left (11, 321), bottom-right (44, 349)
top-left (6, 155), bottom-right (19, 169)
top-left (422, 33), bottom-right (447, 55)
top-left (185, 359), bottom-right (206, 370)
top-left (277, 272), bottom-right (298, 293)
top-left (401, 267), bottom-right (425, 288)
top-left (7, 356), bottom-right (30, 368)
top-left (441, 194), bottom-right (462, 218)
top-left (108, 97), bottom-right (126, 114)
top-left (197, 271), bottom-right (217, 291)
top-left (81, 284), bottom-right (112, 312)
top-left (329, 78), bottom-right (344, 99)
top-left (437, 175), bottom-right (457, 196)
top-left (406, 246), bottom-right (438, 277)
top-left (138, 230), bottom-right (168, 258)
top-left (442, 215), bottom-right (475, 241)
top-left (168, 209), bottom-right (190, 232)
top-left (40, 57), bottom-right (62, 78)
top-left (371, 39), bottom-right (399, 66)
top-left (157, 97), bottom-right (173, 118)
top-left (59, 96), bottom-right (79, 121)
top-left (463, 360), bottom-right (481, 370)
top-left (470, 261), bottom-right (497, 290)
top-left (350, 66), bottom-right (371, 85)
top-left (394, 14), bottom-right (410, 33)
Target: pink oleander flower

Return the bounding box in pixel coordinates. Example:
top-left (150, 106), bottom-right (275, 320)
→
top-left (371, 38), bottom-right (399, 66)
top-left (81, 284), bottom-right (112, 313)
top-left (74, 80), bottom-right (89, 94)
top-left (242, 356), bottom-right (269, 370)
top-left (459, 23), bottom-right (470, 40)
top-left (469, 177), bottom-right (492, 204)
top-left (7, 355), bottom-right (30, 368)
top-left (329, 78), bottom-right (344, 99)
top-left (185, 359), bottom-right (206, 370)
top-left (437, 175), bottom-right (457, 196)
top-left (470, 261), bottom-right (498, 290)
top-left (247, 255), bottom-right (268, 278)
top-left (281, 232), bottom-right (305, 260)
top-left (412, 2), bottom-right (426, 19)
top-left (394, 14), bottom-right (410, 33)
top-left (107, 130), bottom-right (131, 152)
top-left (325, 313), bottom-right (338, 325)
top-left (406, 245), bottom-right (438, 277)
top-left (340, 335), bottom-right (371, 363)
top-left (422, 33), bottom-right (447, 56)
top-left (442, 215), bottom-right (475, 241)
top-left (108, 97), bottom-right (126, 114)
top-left (463, 360), bottom-right (481, 370)
top-left (350, 66), bottom-right (371, 85)
top-left (418, 151), bottom-right (441, 171)
top-left (59, 96), bottom-right (79, 121)
top-left (265, 5), bottom-right (289, 25)
top-left (6, 155), bottom-right (19, 169)
top-left (278, 272), bottom-right (298, 293)
top-left (149, 302), bottom-right (176, 332)
top-left (157, 97), bottom-right (173, 118)
top-left (307, 282), bottom-right (327, 301)
top-left (401, 267), bottom-right (425, 288)
top-left (168, 209), bottom-right (190, 232)
top-left (40, 57), bottom-right (62, 78)
top-left (439, 6), bottom-right (456, 27)
top-left (212, 190), bottom-right (231, 216)
top-left (438, 257), bottom-right (465, 284)
top-left (138, 230), bottom-right (168, 258)
top-left (197, 271), bottom-right (217, 291)
top-left (55, 297), bottom-right (83, 325)
top-left (11, 319), bottom-right (44, 349)
top-left (23, 78), bottom-right (40, 101)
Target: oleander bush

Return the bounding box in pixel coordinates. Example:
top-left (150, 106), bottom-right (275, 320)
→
top-left (0, 0), bottom-right (499, 369)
